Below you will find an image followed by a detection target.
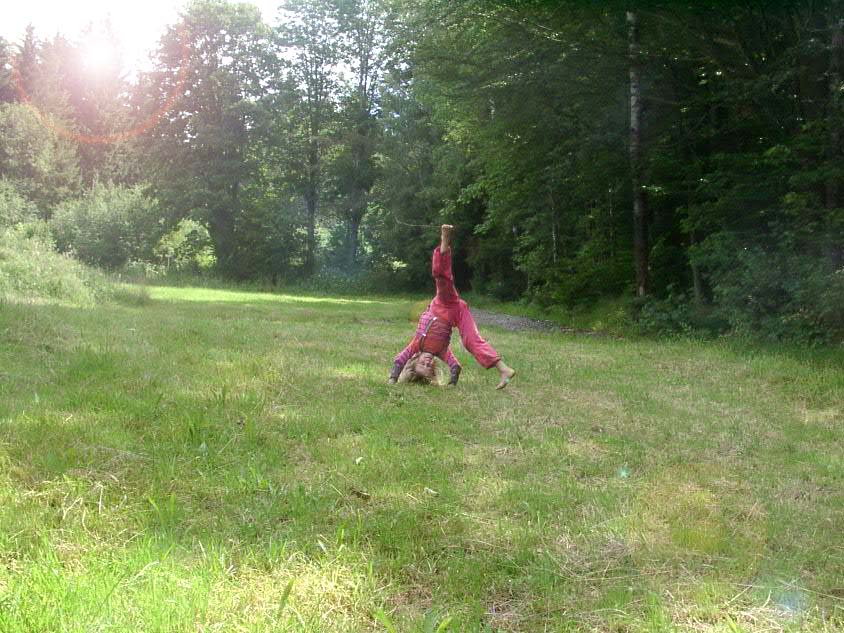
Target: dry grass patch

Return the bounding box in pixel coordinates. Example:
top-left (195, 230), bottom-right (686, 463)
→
top-left (205, 551), bottom-right (381, 631)
top-left (798, 405), bottom-right (841, 430)
top-left (627, 465), bottom-right (767, 563)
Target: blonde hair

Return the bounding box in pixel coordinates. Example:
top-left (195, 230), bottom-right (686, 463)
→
top-left (398, 352), bottom-right (446, 386)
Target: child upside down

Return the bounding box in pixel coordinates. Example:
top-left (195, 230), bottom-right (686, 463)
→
top-left (389, 224), bottom-right (516, 389)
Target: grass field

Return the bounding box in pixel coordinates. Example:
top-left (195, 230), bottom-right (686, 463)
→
top-left (1, 284), bottom-right (843, 632)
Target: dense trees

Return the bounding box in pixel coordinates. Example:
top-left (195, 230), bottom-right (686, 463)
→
top-left (0, 104), bottom-right (81, 212)
top-left (1, 0), bottom-right (842, 341)
top-left (275, 0), bottom-right (342, 275)
top-left (141, 1), bottom-right (274, 275)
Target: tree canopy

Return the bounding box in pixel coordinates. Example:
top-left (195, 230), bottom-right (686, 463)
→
top-left (1, 0), bottom-right (843, 341)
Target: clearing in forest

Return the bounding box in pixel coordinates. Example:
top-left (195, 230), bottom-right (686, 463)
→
top-left (0, 285), bottom-right (842, 631)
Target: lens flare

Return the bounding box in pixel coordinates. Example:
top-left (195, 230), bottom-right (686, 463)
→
top-left (11, 26), bottom-right (191, 145)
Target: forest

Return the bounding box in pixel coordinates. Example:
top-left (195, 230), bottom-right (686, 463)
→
top-left (1, 0), bottom-right (843, 342)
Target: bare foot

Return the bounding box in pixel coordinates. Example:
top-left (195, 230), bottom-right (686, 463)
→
top-left (440, 224), bottom-right (454, 253)
top-left (496, 366), bottom-right (516, 390)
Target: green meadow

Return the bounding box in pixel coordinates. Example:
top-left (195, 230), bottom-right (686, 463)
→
top-left (1, 285), bottom-right (843, 632)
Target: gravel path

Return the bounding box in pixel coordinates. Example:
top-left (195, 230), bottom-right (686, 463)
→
top-left (470, 308), bottom-right (617, 337)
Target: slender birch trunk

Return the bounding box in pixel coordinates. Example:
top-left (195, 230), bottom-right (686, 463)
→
top-left (628, 10), bottom-right (649, 296)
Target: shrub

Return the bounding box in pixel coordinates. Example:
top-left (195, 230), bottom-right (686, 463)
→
top-left (0, 223), bottom-right (109, 305)
top-left (636, 291), bottom-right (728, 338)
top-left (122, 259), bottom-right (168, 280)
top-left (691, 232), bottom-right (844, 344)
top-left (153, 219), bottom-right (216, 273)
top-left (51, 183), bottom-right (164, 270)
top-left (0, 179), bottom-right (38, 228)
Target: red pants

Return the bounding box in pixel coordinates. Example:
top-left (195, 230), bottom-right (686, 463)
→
top-left (434, 299), bottom-right (500, 368)
top-left (431, 247), bottom-right (500, 369)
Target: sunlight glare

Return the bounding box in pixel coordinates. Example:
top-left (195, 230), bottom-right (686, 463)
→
top-left (81, 39), bottom-right (116, 74)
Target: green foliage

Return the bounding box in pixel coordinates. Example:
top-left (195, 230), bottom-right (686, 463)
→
top-left (153, 219), bottom-right (216, 273)
top-left (636, 291), bottom-right (729, 339)
top-left (693, 233), bottom-right (844, 344)
top-left (142, 0), bottom-right (275, 273)
top-left (0, 37), bottom-right (16, 104)
top-left (0, 179), bottom-right (38, 227)
top-left (4, 2), bottom-right (844, 344)
top-left (387, 1), bottom-right (844, 343)
top-left (364, 76), bottom-right (450, 289)
top-left (639, 230), bottom-right (844, 344)
top-left (272, 0), bottom-right (343, 275)
top-left (227, 187), bottom-right (307, 281)
top-left (294, 264), bottom-right (398, 295)
top-left (50, 183), bottom-right (164, 270)
top-left (0, 223), bottom-right (108, 305)
top-left (0, 103), bottom-right (81, 212)
top-left (4, 24), bottom-right (141, 187)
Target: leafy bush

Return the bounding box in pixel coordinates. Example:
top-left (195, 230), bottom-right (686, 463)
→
top-left (690, 232), bottom-right (844, 344)
top-left (153, 219), bottom-right (216, 273)
top-left (545, 257), bottom-right (631, 308)
top-left (122, 259), bottom-right (168, 280)
top-left (0, 180), bottom-right (38, 227)
top-left (0, 223), bottom-right (109, 305)
top-left (51, 183), bottom-right (164, 270)
top-left (636, 291), bottom-right (728, 338)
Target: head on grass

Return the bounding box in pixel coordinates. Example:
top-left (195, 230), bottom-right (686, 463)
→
top-left (415, 352), bottom-right (435, 380)
top-left (399, 352), bottom-right (440, 385)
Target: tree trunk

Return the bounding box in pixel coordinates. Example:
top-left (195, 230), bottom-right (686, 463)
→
top-left (211, 205), bottom-right (234, 271)
top-left (347, 212), bottom-right (361, 268)
top-left (828, 17), bottom-right (843, 269)
top-left (628, 10), bottom-right (649, 297)
top-left (827, 17), bottom-right (842, 210)
top-left (690, 231), bottom-right (705, 304)
top-left (548, 191), bottom-right (558, 264)
top-left (304, 129), bottom-right (320, 276)
top-left (304, 186), bottom-right (317, 276)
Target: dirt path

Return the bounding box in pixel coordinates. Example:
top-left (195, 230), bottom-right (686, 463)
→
top-left (470, 308), bottom-right (617, 337)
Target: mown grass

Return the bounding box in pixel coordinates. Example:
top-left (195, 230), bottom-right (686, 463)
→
top-left (1, 284), bottom-right (843, 632)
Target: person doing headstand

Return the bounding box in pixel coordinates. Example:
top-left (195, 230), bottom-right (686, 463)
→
top-left (389, 224), bottom-right (516, 389)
